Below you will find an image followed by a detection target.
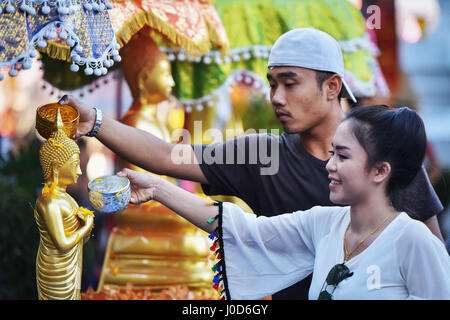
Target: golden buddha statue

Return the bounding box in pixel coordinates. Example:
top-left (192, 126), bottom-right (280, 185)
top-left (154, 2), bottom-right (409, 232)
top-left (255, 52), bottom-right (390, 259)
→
top-left (97, 28), bottom-right (212, 294)
top-left (34, 108), bottom-right (94, 300)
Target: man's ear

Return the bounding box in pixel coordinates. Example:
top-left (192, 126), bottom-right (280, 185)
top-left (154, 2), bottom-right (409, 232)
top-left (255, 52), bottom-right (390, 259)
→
top-left (372, 161), bottom-right (391, 184)
top-left (325, 74), bottom-right (342, 101)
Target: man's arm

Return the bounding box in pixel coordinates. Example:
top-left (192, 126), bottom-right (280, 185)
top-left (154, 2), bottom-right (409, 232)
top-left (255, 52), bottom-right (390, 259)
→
top-left (59, 95), bottom-right (208, 184)
top-left (396, 165), bottom-right (445, 243)
top-left (424, 215), bottom-right (444, 243)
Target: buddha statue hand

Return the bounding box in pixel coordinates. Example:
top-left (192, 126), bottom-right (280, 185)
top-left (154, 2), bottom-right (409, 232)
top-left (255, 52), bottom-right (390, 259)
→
top-left (78, 211), bottom-right (94, 230)
top-left (75, 207), bottom-right (94, 243)
top-left (76, 207), bottom-right (95, 221)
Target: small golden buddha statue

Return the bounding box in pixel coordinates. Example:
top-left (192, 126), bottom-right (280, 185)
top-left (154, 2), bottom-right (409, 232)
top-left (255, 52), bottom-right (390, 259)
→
top-left (97, 28), bottom-right (212, 294)
top-left (34, 108), bottom-right (94, 300)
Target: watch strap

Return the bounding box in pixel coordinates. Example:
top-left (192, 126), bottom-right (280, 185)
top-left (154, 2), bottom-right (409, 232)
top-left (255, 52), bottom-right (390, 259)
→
top-left (86, 107), bottom-right (102, 137)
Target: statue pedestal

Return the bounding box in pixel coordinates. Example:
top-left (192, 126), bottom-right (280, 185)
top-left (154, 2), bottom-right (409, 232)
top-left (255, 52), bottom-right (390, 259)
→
top-left (97, 203), bottom-right (213, 293)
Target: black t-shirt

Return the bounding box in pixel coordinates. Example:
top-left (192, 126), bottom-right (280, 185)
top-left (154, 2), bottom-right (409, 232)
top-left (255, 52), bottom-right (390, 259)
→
top-left (193, 132), bottom-right (443, 299)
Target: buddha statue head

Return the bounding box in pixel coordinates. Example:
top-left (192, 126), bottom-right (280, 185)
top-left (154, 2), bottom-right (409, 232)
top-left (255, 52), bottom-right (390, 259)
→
top-left (39, 108), bottom-right (81, 187)
top-left (121, 27), bottom-right (175, 104)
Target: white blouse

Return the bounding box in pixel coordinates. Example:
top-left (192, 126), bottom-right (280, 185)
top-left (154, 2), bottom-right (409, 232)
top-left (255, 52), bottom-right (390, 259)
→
top-left (218, 203), bottom-right (450, 300)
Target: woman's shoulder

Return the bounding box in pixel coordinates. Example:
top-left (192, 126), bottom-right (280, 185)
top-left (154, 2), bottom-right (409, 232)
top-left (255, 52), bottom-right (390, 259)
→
top-left (292, 205), bottom-right (349, 222)
top-left (290, 206), bottom-right (350, 236)
top-left (392, 212), bottom-right (444, 249)
top-left (394, 213), bottom-right (432, 236)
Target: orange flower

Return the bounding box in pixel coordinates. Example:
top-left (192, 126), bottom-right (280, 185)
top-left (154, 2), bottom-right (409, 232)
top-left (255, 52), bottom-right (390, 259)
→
top-left (81, 284), bottom-right (218, 300)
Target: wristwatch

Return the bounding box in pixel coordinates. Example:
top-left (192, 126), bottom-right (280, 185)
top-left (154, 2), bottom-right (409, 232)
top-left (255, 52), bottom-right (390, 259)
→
top-left (86, 107), bottom-right (102, 137)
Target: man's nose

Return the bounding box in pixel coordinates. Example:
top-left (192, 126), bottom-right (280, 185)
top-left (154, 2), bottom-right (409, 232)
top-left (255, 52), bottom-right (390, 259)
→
top-left (271, 88), bottom-right (286, 107)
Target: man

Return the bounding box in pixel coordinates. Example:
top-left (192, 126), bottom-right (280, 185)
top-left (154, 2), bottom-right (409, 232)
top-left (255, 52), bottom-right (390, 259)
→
top-left (60, 28), bottom-right (444, 300)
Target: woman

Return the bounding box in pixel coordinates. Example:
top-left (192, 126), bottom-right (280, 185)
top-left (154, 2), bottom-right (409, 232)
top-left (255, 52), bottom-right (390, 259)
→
top-left (116, 105), bottom-right (450, 299)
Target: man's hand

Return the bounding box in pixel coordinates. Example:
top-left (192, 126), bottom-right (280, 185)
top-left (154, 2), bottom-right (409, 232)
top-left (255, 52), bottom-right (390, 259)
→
top-left (116, 168), bottom-right (165, 204)
top-left (58, 94), bottom-right (96, 138)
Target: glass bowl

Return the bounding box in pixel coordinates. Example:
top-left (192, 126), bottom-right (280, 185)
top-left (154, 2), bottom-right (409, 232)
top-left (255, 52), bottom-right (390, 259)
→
top-left (88, 175), bottom-right (131, 213)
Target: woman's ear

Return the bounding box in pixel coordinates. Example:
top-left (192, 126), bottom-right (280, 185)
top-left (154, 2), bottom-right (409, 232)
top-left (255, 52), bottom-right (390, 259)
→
top-left (372, 162), bottom-right (391, 184)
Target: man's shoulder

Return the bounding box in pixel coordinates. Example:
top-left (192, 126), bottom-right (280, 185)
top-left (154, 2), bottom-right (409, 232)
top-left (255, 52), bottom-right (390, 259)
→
top-left (238, 132), bottom-right (284, 142)
top-left (243, 132), bottom-right (300, 150)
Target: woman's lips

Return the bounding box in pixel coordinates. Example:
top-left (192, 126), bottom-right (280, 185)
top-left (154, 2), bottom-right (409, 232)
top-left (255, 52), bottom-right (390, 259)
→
top-left (328, 177), bottom-right (342, 190)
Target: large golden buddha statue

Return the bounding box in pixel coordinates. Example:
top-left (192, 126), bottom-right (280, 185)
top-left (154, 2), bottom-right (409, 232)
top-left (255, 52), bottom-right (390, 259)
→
top-left (120, 30), bottom-right (175, 146)
top-left (97, 28), bottom-right (212, 294)
top-left (34, 109), bottom-right (94, 300)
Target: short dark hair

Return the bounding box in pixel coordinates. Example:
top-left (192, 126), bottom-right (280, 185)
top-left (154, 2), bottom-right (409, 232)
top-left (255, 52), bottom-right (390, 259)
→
top-left (315, 70), bottom-right (342, 100)
top-left (345, 105), bottom-right (427, 212)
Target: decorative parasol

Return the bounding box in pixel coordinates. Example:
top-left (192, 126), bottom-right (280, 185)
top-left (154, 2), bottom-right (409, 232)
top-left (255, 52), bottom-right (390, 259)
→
top-left (0, 0), bottom-right (121, 81)
top-left (110, 0), bottom-right (228, 56)
top-left (36, 0), bottom-right (229, 92)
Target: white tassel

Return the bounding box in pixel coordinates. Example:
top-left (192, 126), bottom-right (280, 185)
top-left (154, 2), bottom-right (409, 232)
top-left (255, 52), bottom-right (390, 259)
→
top-left (6, 4), bottom-right (14, 13)
top-left (66, 38), bottom-right (76, 47)
top-left (22, 58), bottom-right (32, 69)
top-left (203, 56), bottom-right (212, 64)
top-left (59, 30), bottom-right (68, 40)
top-left (41, 5), bottom-right (50, 14)
top-left (9, 68), bottom-right (18, 77)
top-left (84, 67), bottom-right (93, 76)
top-left (70, 63), bottom-right (79, 72)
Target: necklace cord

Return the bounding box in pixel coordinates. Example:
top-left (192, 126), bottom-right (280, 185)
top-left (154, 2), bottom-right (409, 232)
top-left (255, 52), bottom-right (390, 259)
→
top-left (343, 212), bottom-right (397, 261)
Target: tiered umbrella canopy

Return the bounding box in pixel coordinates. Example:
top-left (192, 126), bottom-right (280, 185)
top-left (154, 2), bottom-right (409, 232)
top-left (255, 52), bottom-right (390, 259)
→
top-left (0, 0), bottom-right (122, 80)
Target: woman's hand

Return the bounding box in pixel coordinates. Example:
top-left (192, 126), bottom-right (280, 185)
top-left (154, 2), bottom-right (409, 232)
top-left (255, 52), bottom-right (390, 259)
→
top-left (58, 94), bottom-right (96, 139)
top-left (116, 168), bottom-right (165, 204)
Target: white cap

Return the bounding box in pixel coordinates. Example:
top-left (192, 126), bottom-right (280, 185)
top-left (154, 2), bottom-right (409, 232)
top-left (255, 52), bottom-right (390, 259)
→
top-left (268, 27), bottom-right (356, 103)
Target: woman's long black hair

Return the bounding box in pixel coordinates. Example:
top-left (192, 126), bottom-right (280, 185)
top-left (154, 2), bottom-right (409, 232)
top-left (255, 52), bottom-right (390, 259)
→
top-left (345, 105), bottom-right (427, 214)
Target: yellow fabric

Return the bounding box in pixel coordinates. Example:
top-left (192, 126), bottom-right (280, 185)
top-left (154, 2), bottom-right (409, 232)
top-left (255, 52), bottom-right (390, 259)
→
top-left (113, 11), bottom-right (225, 56)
